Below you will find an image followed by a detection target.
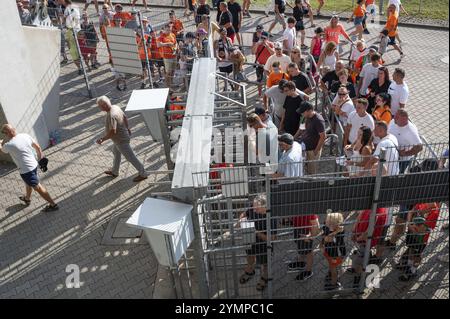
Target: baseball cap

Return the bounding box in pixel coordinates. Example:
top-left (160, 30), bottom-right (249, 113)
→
top-left (261, 31), bottom-right (269, 39)
top-left (278, 133), bottom-right (294, 145)
top-left (115, 3), bottom-right (123, 9)
top-left (255, 106), bottom-right (267, 115)
top-left (412, 216), bottom-right (430, 229)
top-left (256, 24), bottom-right (264, 31)
top-left (274, 42), bottom-right (282, 49)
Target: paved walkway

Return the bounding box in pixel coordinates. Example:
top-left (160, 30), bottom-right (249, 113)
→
top-left (0, 4), bottom-right (448, 298)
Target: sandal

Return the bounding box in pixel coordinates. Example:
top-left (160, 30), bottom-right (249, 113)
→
top-left (239, 270), bottom-right (255, 284)
top-left (19, 196), bottom-right (31, 206)
top-left (256, 277), bottom-right (268, 291)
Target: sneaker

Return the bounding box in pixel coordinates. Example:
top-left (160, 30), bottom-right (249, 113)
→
top-left (268, 33), bottom-right (274, 38)
top-left (296, 271), bottom-right (313, 281)
top-left (288, 261), bottom-right (306, 271)
top-left (78, 69), bottom-right (83, 75)
top-left (324, 281), bottom-right (342, 291)
top-left (140, 83), bottom-right (146, 89)
top-left (363, 29), bottom-right (370, 34)
top-left (400, 52), bottom-right (405, 59)
top-left (133, 175), bottom-right (148, 183)
top-left (42, 204), bottom-right (59, 212)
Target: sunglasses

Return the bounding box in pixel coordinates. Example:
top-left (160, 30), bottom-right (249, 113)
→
top-left (292, 51), bottom-right (300, 54)
top-left (338, 93), bottom-right (347, 96)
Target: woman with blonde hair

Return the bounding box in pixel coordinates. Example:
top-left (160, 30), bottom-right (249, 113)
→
top-left (317, 41), bottom-right (339, 71)
top-left (321, 211), bottom-right (346, 290)
top-left (289, 45), bottom-right (306, 72)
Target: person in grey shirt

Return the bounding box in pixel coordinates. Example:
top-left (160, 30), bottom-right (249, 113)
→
top-left (125, 9), bottom-right (139, 31)
top-left (96, 96), bottom-right (148, 182)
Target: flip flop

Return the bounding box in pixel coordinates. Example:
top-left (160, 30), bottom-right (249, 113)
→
top-left (19, 196), bottom-right (31, 206)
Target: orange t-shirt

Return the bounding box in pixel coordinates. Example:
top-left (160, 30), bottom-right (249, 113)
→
top-left (113, 12), bottom-right (133, 27)
top-left (158, 33), bottom-right (177, 59)
top-left (354, 5), bottom-right (366, 17)
top-left (150, 37), bottom-right (162, 59)
top-left (171, 19), bottom-right (184, 35)
top-left (385, 12), bottom-right (399, 37)
top-left (325, 24), bottom-right (348, 44)
top-left (372, 105), bottom-right (392, 124)
top-left (136, 35), bottom-right (151, 61)
top-left (266, 72), bottom-right (289, 88)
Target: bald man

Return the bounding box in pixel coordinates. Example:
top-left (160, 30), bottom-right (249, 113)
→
top-left (0, 124), bottom-right (59, 212)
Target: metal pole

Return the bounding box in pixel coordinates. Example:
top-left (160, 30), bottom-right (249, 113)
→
top-left (191, 201), bottom-right (210, 298)
top-left (72, 28), bottom-right (93, 98)
top-left (227, 197), bottom-right (240, 298)
top-left (379, 0), bottom-right (384, 16)
top-left (359, 149), bottom-right (386, 294)
top-left (138, 11), bottom-right (154, 89)
top-left (265, 172), bottom-right (273, 298)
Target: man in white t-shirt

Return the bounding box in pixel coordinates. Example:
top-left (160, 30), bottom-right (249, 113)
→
top-left (282, 17), bottom-right (297, 55)
top-left (369, 121), bottom-right (399, 176)
top-left (0, 124), bottom-right (59, 212)
top-left (388, 67), bottom-right (409, 115)
top-left (358, 52), bottom-right (381, 97)
top-left (345, 98), bottom-right (375, 145)
top-left (332, 86), bottom-right (355, 127)
top-left (264, 42), bottom-right (292, 74)
top-left (273, 133), bottom-right (303, 179)
top-left (388, 109), bottom-right (422, 173)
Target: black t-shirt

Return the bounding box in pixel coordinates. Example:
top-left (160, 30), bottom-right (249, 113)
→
top-left (196, 4), bottom-right (211, 24)
top-left (367, 78), bottom-right (391, 112)
top-left (322, 226), bottom-right (347, 258)
top-left (227, 2), bottom-right (242, 27)
top-left (330, 81), bottom-right (356, 98)
top-left (246, 209), bottom-right (277, 243)
top-left (283, 94), bottom-right (304, 136)
top-left (219, 10), bottom-right (235, 36)
top-left (252, 32), bottom-right (261, 43)
top-left (299, 112), bottom-right (325, 151)
top-left (293, 6), bottom-right (304, 21)
top-left (322, 70), bottom-right (339, 89)
top-left (275, 0), bottom-right (286, 14)
top-left (291, 73), bottom-right (310, 92)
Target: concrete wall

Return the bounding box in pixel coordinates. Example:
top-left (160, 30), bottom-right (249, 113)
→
top-left (0, 1), bottom-right (60, 160)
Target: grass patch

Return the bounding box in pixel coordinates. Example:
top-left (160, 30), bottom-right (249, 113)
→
top-left (250, 0), bottom-right (449, 20)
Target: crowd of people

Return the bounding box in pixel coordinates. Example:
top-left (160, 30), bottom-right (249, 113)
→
top-left (12, 0), bottom-right (448, 295)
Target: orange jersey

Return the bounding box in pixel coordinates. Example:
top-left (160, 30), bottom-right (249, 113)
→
top-left (113, 12), bottom-right (133, 27)
top-left (158, 33), bottom-right (177, 59)
top-left (136, 35), bottom-right (151, 61)
top-left (325, 24), bottom-right (349, 44)
top-left (385, 11), bottom-right (399, 37)
top-left (354, 5), bottom-right (366, 17)
top-left (266, 72), bottom-right (289, 88)
top-left (171, 19), bottom-right (184, 35)
top-left (150, 37), bottom-right (162, 59)
top-left (372, 105), bottom-right (392, 124)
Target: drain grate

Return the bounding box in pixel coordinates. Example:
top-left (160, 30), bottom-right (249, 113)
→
top-left (101, 212), bottom-right (147, 245)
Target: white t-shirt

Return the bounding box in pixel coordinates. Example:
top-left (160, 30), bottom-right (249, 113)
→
top-left (388, 121), bottom-right (422, 161)
top-left (282, 27), bottom-right (296, 51)
top-left (278, 141), bottom-right (303, 178)
top-left (359, 63), bottom-right (380, 96)
top-left (374, 134), bottom-right (399, 176)
top-left (1, 133), bottom-right (38, 174)
top-left (64, 5), bottom-right (81, 32)
top-left (332, 95), bottom-right (355, 126)
top-left (264, 54), bottom-right (292, 73)
top-left (388, 82), bottom-right (409, 115)
top-left (347, 111), bottom-right (375, 144)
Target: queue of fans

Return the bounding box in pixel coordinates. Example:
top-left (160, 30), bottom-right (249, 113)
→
top-left (16, 1), bottom-right (447, 294)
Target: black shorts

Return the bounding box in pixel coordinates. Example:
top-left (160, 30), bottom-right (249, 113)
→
top-left (294, 229), bottom-right (313, 255)
top-left (219, 64), bottom-right (233, 74)
top-left (20, 167), bottom-right (40, 187)
top-left (256, 65), bottom-right (265, 83)
top-left (295, 20), bottom-right (305, 31)
top-left (388, 36), bottom-right (397, 46)
top-left (233, 24), bottom-right (240, 33)
top-left (246, 242), bottom-right (268, 265)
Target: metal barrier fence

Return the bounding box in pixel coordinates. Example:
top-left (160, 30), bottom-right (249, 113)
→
top-left (191, 142), bottom-right (449, 298)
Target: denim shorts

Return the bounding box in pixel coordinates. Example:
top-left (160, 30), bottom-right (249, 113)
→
top-left (20, 167), bottom-right (40, 187)
top-left (354, 16), bottom-right (364, 26)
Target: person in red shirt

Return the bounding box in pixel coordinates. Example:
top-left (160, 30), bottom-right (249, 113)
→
top-left (112, 4), bottom-right (133, 27)
top-left (324, 15), bottom-right (354, 54)
top-left (289, 214), bottom-right (320, 281)
top-left (157, 24), bottom-right (178, 88)
top-left (252, 30), bottom-right (274, 97)
top-left (349, 208), bottom-right (387, 289)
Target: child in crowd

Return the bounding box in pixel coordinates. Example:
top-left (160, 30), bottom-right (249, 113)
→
top-left (310, 27), bottom-right (324, 63)
top-left (321, 212), bottom-right (347, 290)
